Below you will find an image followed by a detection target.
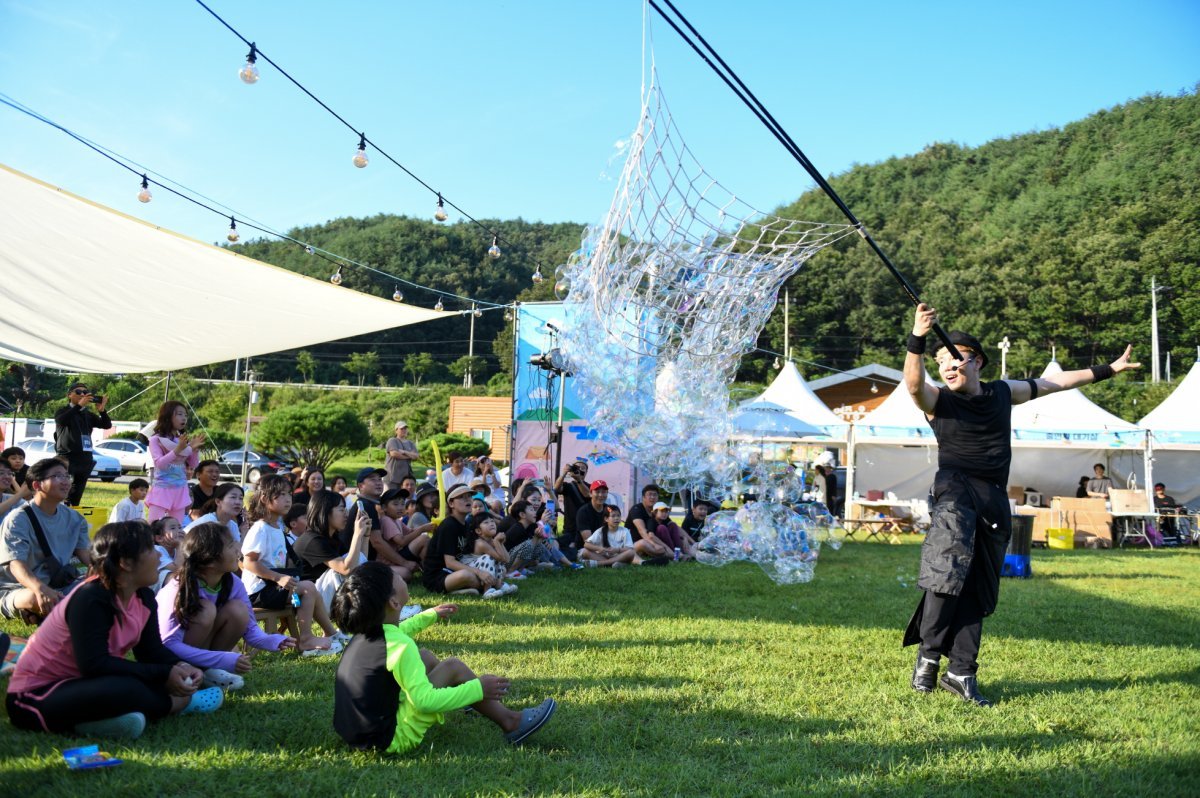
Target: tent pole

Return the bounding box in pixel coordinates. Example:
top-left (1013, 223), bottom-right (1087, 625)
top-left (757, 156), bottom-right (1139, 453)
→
top-left (843, 421), bottom-right (856, 521)
top-left (164, 371), bottom-right (172, 402)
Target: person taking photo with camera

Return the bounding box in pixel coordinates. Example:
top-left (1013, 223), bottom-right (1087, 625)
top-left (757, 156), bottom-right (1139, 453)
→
top-left (54, 382), bottom-right (112, 507)
top-left (554, 459), bottom-right (591, 552)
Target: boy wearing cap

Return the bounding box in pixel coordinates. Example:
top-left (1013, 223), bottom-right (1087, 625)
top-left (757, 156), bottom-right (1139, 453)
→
top-left (384, 422), bottom-right (418, 491)
top-left (420, 486), bottom-right (502, 596)
top-left (378, 488), bottom-right (427, 582)
top-left (903, 303), bottom-right (1140, 706)
top-left (340, 467), bottom-right (385, 553)
top-left (575, 480), bottom-right (610, 542)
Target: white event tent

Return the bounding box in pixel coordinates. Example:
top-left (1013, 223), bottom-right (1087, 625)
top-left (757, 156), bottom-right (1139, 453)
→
top-left (749, 361), bottom-right (847, 437)
top-left (1139, 358), bottom-right (1200, 507)
top-left (0, 164), bottom-right (444, 373)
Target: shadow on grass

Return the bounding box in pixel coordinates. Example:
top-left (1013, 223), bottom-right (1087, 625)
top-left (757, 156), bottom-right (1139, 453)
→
top-left (996, 664), bottom-right (1200, 701)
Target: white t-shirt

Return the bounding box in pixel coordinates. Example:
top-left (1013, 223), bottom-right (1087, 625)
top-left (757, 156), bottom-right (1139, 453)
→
top-left (154, 544), bottom-right (175, 571)
top-left (109, 497), bottom-right (147, 523)
top-left (185, 512), bottom-right (241, 543)
top-left (586, 526), bottom-right (634, 551)
top-left (240, 518), bottom-right (286, 596)
top-left (441, 467), bottom-right (475, 490)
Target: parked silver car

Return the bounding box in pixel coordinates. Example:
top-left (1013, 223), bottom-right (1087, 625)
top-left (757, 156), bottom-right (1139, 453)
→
top-left (94, 438), bottom-right (152, 473)
top-left (17, 438), bottom-right (122, 482)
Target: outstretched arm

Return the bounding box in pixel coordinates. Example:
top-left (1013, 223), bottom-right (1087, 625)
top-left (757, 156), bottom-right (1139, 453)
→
top-left (904, 304), bottom-right (939, 415)
top-left (1007, 345), bottom-right (1141, 404)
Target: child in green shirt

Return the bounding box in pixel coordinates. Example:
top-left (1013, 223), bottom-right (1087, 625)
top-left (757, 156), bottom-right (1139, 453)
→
top-left (331, 561), bottom-right (556, 753)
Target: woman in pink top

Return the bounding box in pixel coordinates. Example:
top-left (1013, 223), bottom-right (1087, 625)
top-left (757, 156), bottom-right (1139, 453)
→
top-left (6, 521), bottom-right (221, 740)
top-left (147, 401), bottom-right (205, 523)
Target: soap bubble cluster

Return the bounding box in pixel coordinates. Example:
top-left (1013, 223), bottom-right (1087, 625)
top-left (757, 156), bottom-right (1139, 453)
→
top-left (696, 501), bottom-right (844, 584)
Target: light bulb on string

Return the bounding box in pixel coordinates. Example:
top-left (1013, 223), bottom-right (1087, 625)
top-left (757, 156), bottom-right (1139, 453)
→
top-left (870, 381), bottom-right (879, 394)
top-left (137, 174), bottom-right (152, 203)
top-left (226, 216), bottom-right (240, 243)
top-left (392, 286), bottom-right (404, 302)
top-left (304, 245), bottom-right (315, 255)
top-left (473, 307), bottom-right (483, 318)
top-left (531, 267), bottom-right (544, 284)
top-left (434, 193), bottom-right (448, 222)
top-left (504, 308), bottom-right (513, 322)
top-left (434, 298), bottom-right (444, 312)
top-left (239, 42), bottom-right (260, 84)
top-left (773, 357), bottom-right (781, 370)
top-left (352, 132), bottom-right (369, 168)
top-left (488, 235), bottom-right (501, 259)
top-left (330, 265), bottom-right (344, 286)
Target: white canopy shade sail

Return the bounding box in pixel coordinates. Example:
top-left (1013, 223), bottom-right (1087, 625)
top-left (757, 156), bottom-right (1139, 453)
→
top-left (0, 164), bottom-right (445, 373)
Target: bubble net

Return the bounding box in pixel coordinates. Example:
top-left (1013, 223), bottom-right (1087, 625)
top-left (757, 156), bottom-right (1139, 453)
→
top-left (555, 72), bottom-right (854, 583)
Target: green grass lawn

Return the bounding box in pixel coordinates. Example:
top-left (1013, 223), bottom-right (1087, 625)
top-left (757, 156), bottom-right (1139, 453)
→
top-left (2, 513), bottom-right (1198, 796)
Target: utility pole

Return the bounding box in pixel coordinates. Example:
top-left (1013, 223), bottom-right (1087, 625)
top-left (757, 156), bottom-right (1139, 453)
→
top-left (1151, 276), bottom-right (1163, 383)
top-left (465, 304), bottom-right (477, 389)
top-left (997, 337), bottom-right (1011, 380)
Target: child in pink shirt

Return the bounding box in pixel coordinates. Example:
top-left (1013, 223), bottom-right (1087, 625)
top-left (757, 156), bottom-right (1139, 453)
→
top-left (147, 401), bottom-right (205, 523)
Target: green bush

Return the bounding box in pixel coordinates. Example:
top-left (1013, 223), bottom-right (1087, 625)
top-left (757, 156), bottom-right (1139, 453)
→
top-left (253, 402), bottom-right (370, 471)
top-left (416, 432), bottom-right (490, 465)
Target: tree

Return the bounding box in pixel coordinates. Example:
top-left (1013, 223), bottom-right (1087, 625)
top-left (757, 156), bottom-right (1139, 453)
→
top-left (342, 351), bottom-right (380, 388)
top-left (296, 350), bottom-right (317, 384)
top-left (404, 352), bottom-right (435, 386)
top-left (416, 432), bottom-right (491, 466)
top-left (253, 401), bottom-right (370, 471)
top-left (448, 355), bottom-right (486, 386)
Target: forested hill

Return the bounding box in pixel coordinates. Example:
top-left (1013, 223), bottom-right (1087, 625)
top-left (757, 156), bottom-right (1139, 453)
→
top-left (756, 88), bottom-right (1199, 384)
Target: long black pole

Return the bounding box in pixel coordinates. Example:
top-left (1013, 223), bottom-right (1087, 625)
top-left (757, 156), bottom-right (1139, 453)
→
top-left (648, 0), bottom-right (961, 360)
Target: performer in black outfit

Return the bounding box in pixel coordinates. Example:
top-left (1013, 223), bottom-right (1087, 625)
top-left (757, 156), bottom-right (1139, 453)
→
top-left (902, 303), bottom-right (1139, 706)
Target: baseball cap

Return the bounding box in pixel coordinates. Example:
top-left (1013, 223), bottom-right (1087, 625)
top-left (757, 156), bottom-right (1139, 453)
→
top-left (937, 331), bottom-right (989, 368)
top-left (652, 501), bottom-right (670, 511)
top-left (356, 467), bottom-right (387, 484)
top-left (589, 479), bottom-right (609, 491)
top-left (395, 420), bottom-right (408, 429)
top-left (381, 488), bottom-right (409, 505)
top-left (447, 485), bottom-right (473, 501)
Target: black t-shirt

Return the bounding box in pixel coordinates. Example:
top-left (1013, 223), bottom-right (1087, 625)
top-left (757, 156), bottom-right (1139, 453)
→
top-left (558, 480), bottom-right (587, 535)
top-left (681, 510), bottom-right (705, 538)
top-left (504, 518), bottom-right (537, 549)
top-left (340, 496), bottom-right (381, 558)
top-left (333, 627), bottom-right (396, 751)
top-left (929, 381), bottom-right (1013, 485)
top-left (421, 516), bottom-right (476, 574)
top-left (576, 503), bottom-right (607, 540)
top-left (190, 484), bottom-right (216, 513)
top-left (293, 530), bottom-right (346, 582)
top-left (625, 503), bottom-right (654, 541)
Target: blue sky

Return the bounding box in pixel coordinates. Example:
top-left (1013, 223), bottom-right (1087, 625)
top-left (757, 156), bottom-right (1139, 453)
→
top-left (1, 0), bottom-right (1196, 251)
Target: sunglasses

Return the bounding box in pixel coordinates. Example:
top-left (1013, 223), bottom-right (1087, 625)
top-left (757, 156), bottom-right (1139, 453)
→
top-left (72, 389), bottom-right (90, 395)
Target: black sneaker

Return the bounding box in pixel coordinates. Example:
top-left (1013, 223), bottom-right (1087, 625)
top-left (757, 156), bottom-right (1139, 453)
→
top-left (911, 655), bottom-right (939, 693)
top-left (939, 672), bottom-right (992, 707)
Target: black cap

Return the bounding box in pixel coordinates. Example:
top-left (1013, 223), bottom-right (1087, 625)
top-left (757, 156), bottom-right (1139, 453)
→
top-left (380, 488), bottom-right (409, 505)
top-left (937, 331), bottom-right (988, 369)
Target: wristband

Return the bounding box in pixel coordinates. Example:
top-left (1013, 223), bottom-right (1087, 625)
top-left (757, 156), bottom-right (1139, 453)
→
top-left (906, 334), bottom-right (927, 355)
top-left (1089, 364), bottom-right (1115, 382)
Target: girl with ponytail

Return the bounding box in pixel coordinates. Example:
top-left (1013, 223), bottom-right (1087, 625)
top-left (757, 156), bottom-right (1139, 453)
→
top-left (157, 522), bottom-right (295, 690)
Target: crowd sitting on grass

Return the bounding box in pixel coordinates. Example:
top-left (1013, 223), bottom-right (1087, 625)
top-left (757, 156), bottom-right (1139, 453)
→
top-left (1, 412), bottom-right (716, 749)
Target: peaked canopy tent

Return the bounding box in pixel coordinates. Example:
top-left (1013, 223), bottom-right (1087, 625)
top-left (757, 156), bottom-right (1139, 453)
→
top-left (1139, 359), bottom-right (1200, 507)
top-left (749, 361), bottom-right (847, 437)
top-left (847, 362), bottom-right (1152, 504)
top-left (0, 164), bottom-right (444, 373)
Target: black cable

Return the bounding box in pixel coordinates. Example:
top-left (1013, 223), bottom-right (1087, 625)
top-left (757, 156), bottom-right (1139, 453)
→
top-left (648, 0), bottom-right (961, 361)
top-left (192, 0), bottom-right (549, 279)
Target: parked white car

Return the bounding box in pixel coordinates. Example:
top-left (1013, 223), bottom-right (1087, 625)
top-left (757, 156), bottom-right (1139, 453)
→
top-left (17, 438), bottom-right (123, 482)
top-left (94, 438), bottom-right (152, 473)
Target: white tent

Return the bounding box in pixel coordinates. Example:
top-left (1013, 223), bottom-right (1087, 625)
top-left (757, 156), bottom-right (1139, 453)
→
top-left (1139, 359), bottom-right (1200, 507)
top-left (1010, 360), bottom-right (1141, 442)
top-left (0, 164), bottom-right (444, 373)
top-left (848, 377), bottom-right (938, 502)
top-left (751, 361), bottom-right (847, 435)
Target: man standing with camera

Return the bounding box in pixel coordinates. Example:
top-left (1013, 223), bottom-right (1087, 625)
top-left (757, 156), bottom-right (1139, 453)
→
top-left (554, 460), bottom-right (591, 552)
top-left (53, 382), bottom-right (112, 507)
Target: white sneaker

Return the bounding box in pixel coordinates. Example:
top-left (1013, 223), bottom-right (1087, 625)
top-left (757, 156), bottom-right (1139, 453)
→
top-left (482, 587), bottom-right (505, 600)
top-left (399, 604), bottom-right (423, 621)
top-left (202, 667), bottom-right (244, 691)
top-left (585, 559), bottom-right (598, 568)
top-left (331, 631), bottom-right (352, 647)
top-left (499, 582), bottom-right (519, 596)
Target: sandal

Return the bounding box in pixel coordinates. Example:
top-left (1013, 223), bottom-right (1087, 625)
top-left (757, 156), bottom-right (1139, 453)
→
top-left (505, 698), bottom-right (557, 745)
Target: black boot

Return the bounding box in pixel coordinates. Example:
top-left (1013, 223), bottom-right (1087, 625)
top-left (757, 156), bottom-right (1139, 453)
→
top-left (939, 672), bottom-right (992, 707)
top-left (911, 654), bottom-right (939, 693)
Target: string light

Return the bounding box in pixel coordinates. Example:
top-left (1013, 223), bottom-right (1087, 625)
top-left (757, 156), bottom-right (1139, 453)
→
top-left (870, 381), bottom-right (879, 394)
top-left (488, 235), bottom-right (502, 259)
top-left (305, 245), bottom-right (315, 255)
top-left (434, 298), bottom-right (444, 312)
top-left (531, 267), bottom-right (544, 284)
top-left (330, 265), bottom-right (344, 286)
top-left (137, 174), bottom-right (152, 203)
top-left (504, 308), bottom-right (513, 321)
top-left (226, 216), bottom-right (240, 242)
top-left (392, 286), bottom-right (404, 302)
top-left (434, 193), bottom-right (448, 222)
top-left (352, 132), bottom-right (369, 168)
top-left (239, 42), bottom-right (260, 84)
top-left (473, 307), bottom-right (483, 318)
top-left (773, 356), bottom-right (781, 370)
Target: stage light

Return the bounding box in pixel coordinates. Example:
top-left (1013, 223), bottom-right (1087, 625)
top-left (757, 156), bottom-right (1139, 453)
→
top-left (137, 174), bottom-right (152, 203)
top-left (239, 43), bottom-right (260, 84)
top-left (226, 216), bottom-right (240, 243)
top-left (434, 193), bottom-right (448, 222)
top-left (392, 286), bottom-right (404, 302)
top-left (330, 265), bottom-right (344, 285)
top-left (352, 133), bottom-right (368, 168)
top-left (488, 235), bottom-right (501, 259)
